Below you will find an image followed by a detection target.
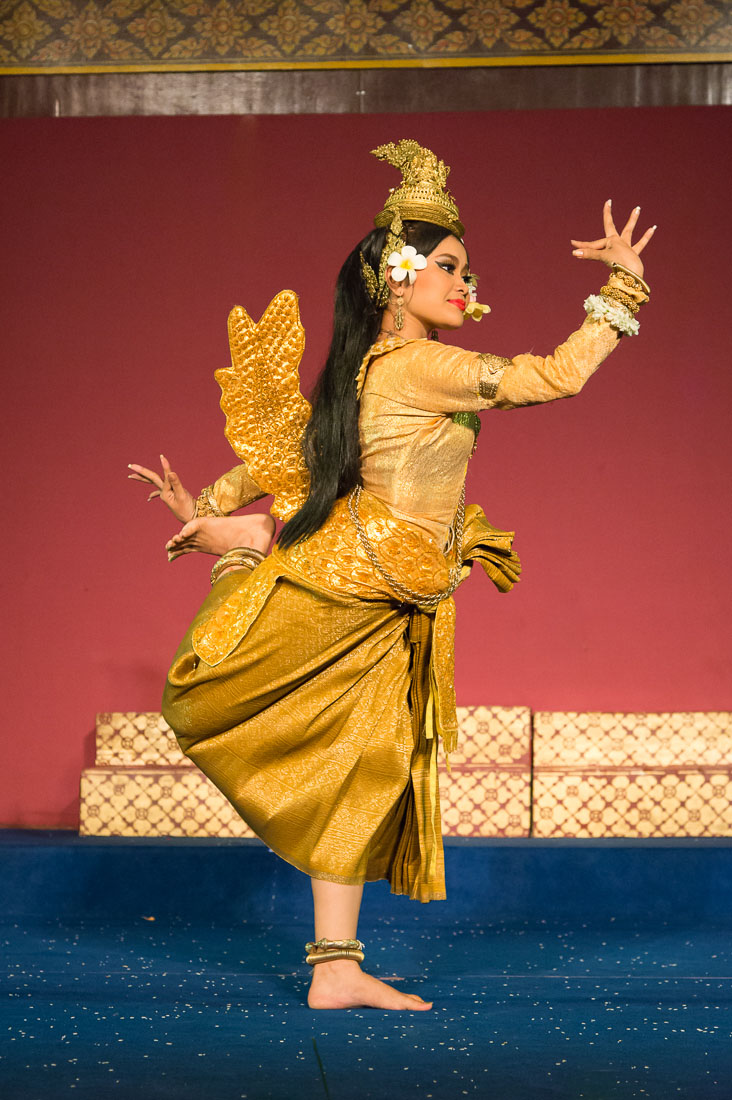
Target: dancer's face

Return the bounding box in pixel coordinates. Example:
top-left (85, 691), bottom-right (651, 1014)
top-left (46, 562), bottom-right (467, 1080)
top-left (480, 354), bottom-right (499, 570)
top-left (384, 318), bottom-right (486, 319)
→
top-left (389, 234), bottom-right (472, 338)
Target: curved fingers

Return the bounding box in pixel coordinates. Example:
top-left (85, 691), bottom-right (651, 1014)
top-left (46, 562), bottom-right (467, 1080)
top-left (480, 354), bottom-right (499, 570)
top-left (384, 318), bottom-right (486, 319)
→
top-left (633, 225), bottom-right (656, 255)
top-left (127, 463), bottom-right (164, 489)
top-left (602, 199), bottom-right (617, 238)
top-left (571, 237), bottom-right (608, 250)
top-left (620, 206), bottom-right (641, 240)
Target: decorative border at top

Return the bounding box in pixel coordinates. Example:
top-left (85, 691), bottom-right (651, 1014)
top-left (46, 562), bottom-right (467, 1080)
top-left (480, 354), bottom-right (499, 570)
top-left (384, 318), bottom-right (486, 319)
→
top-left (1, 0), bottom-right (730, 74)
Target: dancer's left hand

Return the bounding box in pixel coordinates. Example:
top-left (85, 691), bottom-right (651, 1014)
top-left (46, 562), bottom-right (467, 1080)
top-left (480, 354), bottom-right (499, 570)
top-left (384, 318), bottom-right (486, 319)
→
top-left (571, 201), bottom-right (655, 279)
top-left (128, 454), bottom-right (196, 523)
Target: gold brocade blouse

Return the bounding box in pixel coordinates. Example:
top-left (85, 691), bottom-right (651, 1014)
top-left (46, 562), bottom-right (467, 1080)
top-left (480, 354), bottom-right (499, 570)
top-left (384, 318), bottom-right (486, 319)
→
top-left (206, 312), bottom-right (620, 544)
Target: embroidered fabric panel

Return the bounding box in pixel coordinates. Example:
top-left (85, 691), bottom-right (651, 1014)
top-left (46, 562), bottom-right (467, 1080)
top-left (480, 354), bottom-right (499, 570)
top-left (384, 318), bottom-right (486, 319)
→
top-left (2, 2), bottom-right (728, 73)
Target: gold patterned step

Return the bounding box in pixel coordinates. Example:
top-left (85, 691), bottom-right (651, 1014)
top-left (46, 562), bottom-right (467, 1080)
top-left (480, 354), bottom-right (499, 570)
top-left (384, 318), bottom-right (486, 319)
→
top-left (79, 768), bottom-right (255, 838)
top-left (439, 705), bottom-right (531, 837)
top-left (79, 761), bottom-right (529, 839)
top-left (532, 712), bottom-right (732, 838)
top-left (94, 712), bottom-right (190, 768)
top-left (439, 768), bottom-right (530, 837)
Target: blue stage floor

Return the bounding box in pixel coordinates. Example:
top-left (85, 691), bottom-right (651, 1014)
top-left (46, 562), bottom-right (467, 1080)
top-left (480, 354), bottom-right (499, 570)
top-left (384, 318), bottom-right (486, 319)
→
top-left (2, 833), bottom-right (732, 1099)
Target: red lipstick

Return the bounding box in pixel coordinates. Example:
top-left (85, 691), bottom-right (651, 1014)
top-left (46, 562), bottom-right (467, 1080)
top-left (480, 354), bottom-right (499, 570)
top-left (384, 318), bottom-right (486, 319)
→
top-left (448, 299), bottom-right (466, 311)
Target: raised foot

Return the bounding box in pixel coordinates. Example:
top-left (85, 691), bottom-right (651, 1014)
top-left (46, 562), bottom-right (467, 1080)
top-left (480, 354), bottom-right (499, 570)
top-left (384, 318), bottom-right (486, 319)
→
top-left (307, 960), bottom-right (432, 1011)
top-left (220, 513), bottom-right (275, 556)
top-left (165, 513), bottom-right (275, 562)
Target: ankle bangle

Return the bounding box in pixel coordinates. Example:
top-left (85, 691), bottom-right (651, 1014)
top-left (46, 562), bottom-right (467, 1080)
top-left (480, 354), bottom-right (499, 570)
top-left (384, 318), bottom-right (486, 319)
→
top-left (210, 546), bottom-right (265, 586)
top-left (305, 938), bottom-right (365, 966)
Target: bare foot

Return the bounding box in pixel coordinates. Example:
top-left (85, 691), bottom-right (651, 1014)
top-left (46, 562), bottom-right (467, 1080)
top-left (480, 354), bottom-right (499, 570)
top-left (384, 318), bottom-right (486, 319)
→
top-left (219, 514), bottom-right (275, 555)
top-left (307, 959), bottom-right (432, 1011)
top-left (166, 514), bottom-right (275, 560)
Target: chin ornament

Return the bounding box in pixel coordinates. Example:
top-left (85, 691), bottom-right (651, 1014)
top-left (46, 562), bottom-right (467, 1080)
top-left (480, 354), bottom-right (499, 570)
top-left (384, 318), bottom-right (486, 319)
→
top-left (464, 282), bottom-right (491, 322)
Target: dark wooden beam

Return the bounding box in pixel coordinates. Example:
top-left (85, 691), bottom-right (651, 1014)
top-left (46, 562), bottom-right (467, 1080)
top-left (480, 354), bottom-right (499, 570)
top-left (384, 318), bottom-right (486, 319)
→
top-left (1, 63), bottom-right (730, 118)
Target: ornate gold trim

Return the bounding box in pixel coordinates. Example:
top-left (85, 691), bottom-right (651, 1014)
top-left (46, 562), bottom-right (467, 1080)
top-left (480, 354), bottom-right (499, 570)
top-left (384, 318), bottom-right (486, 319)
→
top-left (2, 52), bottom-right (730, 76)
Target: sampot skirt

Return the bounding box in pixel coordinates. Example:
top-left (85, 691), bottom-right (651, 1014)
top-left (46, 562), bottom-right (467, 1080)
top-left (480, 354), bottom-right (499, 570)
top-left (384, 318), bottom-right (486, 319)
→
top-left (162, 565), bottom-right (445, 902)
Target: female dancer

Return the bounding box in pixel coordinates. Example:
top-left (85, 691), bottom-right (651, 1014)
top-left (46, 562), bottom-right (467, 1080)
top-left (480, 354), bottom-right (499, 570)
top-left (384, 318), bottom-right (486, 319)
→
top-left (130, 140), bottom-right (654, 1012)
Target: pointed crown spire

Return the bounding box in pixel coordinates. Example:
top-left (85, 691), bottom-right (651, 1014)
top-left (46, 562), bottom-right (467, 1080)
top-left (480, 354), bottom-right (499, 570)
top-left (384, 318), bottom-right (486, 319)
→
top-left (371, 140), bottom-right (465, 238)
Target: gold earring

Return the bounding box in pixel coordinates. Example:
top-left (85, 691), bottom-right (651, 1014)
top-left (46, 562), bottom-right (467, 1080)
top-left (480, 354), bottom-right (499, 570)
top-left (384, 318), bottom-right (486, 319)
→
top-left (394, 293), bottom-right (404, 331)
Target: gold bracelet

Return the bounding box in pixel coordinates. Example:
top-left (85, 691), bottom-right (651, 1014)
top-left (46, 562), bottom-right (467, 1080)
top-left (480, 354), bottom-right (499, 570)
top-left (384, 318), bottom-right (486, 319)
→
top-left (600, 286), bottom-right (640, 315)
top-left (611, 262), bottom-right (650, 297)
top-left (195, 485), bottom-right (225, 518)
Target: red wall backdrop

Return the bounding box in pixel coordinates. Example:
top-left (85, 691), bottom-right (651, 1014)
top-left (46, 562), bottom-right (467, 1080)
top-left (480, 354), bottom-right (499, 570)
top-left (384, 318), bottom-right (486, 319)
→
top-left (2, 108), bottom-right (730, 829)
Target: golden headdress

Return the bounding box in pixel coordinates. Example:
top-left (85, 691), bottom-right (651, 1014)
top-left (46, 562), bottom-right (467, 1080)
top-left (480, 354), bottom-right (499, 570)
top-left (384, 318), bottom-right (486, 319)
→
top-left (362, 139), bottom-right (465, 308)
top-left (372, 140), bottom-right (464, 238)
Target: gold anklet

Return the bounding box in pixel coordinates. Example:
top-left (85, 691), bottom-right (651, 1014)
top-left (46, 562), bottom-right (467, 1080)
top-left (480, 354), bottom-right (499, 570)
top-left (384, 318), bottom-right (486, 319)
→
top-left (210, 546), bottom-right (265, 586)
top-left (305, 938), bottom-right (365, 966)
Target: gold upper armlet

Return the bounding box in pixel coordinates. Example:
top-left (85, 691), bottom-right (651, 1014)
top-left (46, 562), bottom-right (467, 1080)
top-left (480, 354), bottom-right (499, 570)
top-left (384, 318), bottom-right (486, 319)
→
top-left (477, 353), bottom-right (511, 402)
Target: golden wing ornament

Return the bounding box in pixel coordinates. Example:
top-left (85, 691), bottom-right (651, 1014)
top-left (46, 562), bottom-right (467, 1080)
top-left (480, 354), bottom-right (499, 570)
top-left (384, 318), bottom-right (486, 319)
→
top-left (215, 290), bottom-right (312, 521)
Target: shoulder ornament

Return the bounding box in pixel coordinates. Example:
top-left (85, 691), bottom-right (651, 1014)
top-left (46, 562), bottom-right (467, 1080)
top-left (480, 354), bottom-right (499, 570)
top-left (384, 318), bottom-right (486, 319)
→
top-left (215, 290), bottom-right (312, 521)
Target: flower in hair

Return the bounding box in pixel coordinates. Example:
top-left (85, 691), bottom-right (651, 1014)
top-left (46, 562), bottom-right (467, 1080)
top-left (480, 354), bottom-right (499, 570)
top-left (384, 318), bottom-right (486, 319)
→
top-left (386, 244), bottom-right (427, 284)
top-left (464, 282), bottom-right (491, 321)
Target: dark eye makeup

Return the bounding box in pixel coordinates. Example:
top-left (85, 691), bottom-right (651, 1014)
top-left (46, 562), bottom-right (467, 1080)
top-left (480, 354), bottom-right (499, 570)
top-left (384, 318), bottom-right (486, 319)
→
top-left (435, 255), bottom-right (471, 280)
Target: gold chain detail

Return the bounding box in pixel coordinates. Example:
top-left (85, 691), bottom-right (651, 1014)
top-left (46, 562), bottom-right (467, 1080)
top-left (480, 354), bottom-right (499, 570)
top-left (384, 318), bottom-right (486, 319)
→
top-left (347, 484), bottom-right (465, 609)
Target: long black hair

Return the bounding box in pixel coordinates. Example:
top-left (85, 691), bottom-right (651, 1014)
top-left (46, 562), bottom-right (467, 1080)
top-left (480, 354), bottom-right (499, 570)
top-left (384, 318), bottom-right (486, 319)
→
top-left (278, 220), bottom-right (453, 548)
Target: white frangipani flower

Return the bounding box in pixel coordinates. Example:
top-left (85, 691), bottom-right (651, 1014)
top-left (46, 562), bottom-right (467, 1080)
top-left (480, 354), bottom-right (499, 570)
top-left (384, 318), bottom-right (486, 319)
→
top-left (387, 245), bottom-right (427, 285)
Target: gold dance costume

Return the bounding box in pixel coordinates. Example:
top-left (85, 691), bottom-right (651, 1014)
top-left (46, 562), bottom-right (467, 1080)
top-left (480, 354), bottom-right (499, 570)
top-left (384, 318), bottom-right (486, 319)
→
top-left (161, 286), bottom-right (631, 902)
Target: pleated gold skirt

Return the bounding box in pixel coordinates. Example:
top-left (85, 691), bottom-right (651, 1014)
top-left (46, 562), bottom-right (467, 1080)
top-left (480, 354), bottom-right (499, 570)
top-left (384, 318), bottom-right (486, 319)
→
top-left (162, 565), bottom-right (445, 902)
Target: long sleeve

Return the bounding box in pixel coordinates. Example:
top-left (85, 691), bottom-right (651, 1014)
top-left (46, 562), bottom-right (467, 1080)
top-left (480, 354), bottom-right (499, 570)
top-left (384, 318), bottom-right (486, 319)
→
top-left (365, 340), bottom-right (512, 414)
top-left (492, 315), bottom-right (620, 410)
top-left (204, 462), bottom-right (267, 515)
top-left (365, 315), bottom-right (620, 417)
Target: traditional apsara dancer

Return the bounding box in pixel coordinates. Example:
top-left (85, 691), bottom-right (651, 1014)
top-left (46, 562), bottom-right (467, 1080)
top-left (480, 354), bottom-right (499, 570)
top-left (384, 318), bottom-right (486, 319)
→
top-left (129, 140), bottom-right (654, 1011)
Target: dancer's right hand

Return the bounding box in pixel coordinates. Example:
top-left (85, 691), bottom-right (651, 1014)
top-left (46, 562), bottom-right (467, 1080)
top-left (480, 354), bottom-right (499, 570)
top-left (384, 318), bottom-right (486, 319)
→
top-left (127, 454), bottom-right (196, 523)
